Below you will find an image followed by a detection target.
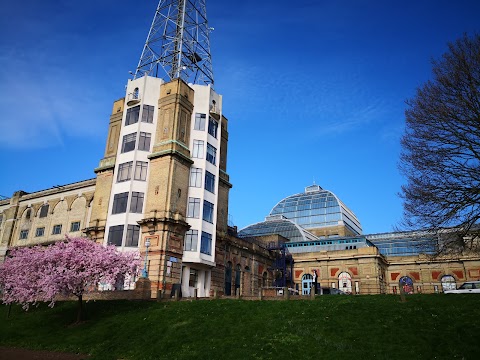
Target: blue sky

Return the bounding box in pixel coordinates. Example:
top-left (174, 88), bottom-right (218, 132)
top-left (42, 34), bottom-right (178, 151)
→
top-left (1, 0), bottom-right (479, 234)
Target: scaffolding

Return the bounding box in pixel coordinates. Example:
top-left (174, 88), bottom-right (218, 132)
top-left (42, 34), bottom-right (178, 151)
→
top-left (267, 240), bottom-right (294, 289)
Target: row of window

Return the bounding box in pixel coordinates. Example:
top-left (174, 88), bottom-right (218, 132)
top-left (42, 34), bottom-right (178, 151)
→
top-left (125, 105), bottom-right (154, 126)
top-left (122, 132), bottom-right (151, 153)
top-left (187, 197), bottom-right (214, 223)
top-left (108, 224), bottom-right (140, 247)
top-left (117, 161), bottom-right (148, 182)
top-left (112, 192), bottom-right (144, 215)
top-left (19, 221), bottom-right (81, 239)
top-left (194, 113), bottom-right (218, 139)
top-left (192, 140), bottom-right (217, 165)
top-left (184, 229), bottom-right (212, 255)
top-left (22, 204), bottom-right (49, 220)
top-left (189, 167), bottom-right (216, 193)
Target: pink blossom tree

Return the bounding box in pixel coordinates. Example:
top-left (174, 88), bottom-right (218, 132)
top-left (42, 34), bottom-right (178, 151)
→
top-left (0, 237), bottom-right (141, 322)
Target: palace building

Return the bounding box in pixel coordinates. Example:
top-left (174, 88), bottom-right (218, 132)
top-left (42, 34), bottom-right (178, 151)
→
top-left (1, 0), bottom-right (480, 298)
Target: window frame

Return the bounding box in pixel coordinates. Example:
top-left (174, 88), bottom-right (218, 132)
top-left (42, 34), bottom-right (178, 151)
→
top-left (194, 113), bottom-right (206, 131)
top-left (35, 227), bottom-right (45, 237)
top-left (189, 167), bottom-right (202, 188)
top-left (52, 224), bottom-right (62, 235)
top-left (19, 229), bottom-right (29, 239)
top-left (112, 192), bottom-right (129, 214)
top-left (200, 231), bottom-right (212, 255)
top-left (125, 105), bottom-right (140, 126)
top-left (184, 229), bottom-right (198, 252)
top-left (117, 161), bottom-right (133, 182)
top-left (192, 140), bottom-right (204, 158)
top-left (130, 192), bottom-right (144, 213)
top-left (205, 170), bottom-right (215, 193)
top-left (138, 132), bottom-right (151, 151)
top-left (141, 104), bottom-right (154, 123)
top-left (134, 161), bottom-right (148, 181)
top-left (208, 117), bottom-right (218, 138)
top-left (203, 200), bottom-right (214, 223)
top-left (125, 224), bottom-right (140, 247)
top-left (122, 133), bottom-right (137, 153)
top-left (206, 143), bottom-right (217, 165)
top-left (39, 204), bottom-right (49, 218)
top-left (187, 197), bottom-right (201, 218)
top-left (108, 225), bottom-right (124, 246)
top-left (70, 221), bottom-right (81, 232)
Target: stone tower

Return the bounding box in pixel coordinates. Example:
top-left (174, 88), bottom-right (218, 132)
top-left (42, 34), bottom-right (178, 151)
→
top-left (88, 0), bottom-right (231, 297)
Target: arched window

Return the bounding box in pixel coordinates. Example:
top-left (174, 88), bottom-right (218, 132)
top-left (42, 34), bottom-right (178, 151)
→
top-left (302, 274), bottom-right (313, 295)
top-left (224, 262), bottom-right (232, 296)
top-left (39, 204), bottom-right (49, 218)
top-left (25, 208), bottom-right (31, 220)
top-left (399, 276), bottom-right (414, 294)
top-left (133, 87), bottom-right (139, 99)
top-left (441, 275), bottom-right (456, 292)
top-left (338, 272), bottom-right (352, 294)
top-left (262, 271), bottom-right (268, 288)
top-left (234, 264), bottom-right (241, 294)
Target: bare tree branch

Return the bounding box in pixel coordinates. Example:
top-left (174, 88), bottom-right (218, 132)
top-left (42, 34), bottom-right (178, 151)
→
top-left (399, 33), bottom-right (480, 253)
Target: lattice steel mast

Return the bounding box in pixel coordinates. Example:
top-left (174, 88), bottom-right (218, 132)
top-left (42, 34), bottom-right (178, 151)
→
top-left (134, 0), bottom-right (214, 86)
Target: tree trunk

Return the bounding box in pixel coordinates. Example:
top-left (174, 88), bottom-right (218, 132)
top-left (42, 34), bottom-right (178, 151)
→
top-left (77, 294), bottom-right (83, 322)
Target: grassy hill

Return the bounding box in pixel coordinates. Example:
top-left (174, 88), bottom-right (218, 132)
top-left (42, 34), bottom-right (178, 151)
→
top-left (1, 294), bottom-right (479, 359)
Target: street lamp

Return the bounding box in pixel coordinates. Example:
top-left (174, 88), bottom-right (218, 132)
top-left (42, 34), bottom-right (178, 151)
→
top-left (142, 238), bottom-right (151, 278)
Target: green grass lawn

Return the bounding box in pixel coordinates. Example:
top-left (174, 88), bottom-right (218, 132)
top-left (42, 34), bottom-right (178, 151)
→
top-left (1, 294), bottom-right (479, 359)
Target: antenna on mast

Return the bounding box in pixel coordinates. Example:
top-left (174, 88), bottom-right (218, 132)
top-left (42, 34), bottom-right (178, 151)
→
top-left (134, 0), bottom-right (214, 86)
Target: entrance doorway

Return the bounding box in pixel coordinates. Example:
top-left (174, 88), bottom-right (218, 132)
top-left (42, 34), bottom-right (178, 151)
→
top-left (338, 272), bottom-right (352, 294)
top-left (302, 274), bottom-right (313, 295)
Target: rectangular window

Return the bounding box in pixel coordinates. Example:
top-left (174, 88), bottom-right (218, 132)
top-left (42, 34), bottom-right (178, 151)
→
top-left (112, 192), bottom-right (129, 214)
top-left (194, 113), bottom-right (206, 130)
top-left (192, 140), bottom-right (204, 158)
top-left (19, 230), bottom-right (28, 239)
top-left (138, 132), bottom-right (151, 151)
top-left (125, 225), bottom-right (140, 247)
top-left (134, 161), bottom-right (148, 181)
top-left (208, 117), bottom-right (218, 138)
top-left (108, 225), bottom-right (124, 246)
top-left (122, 133), bottom-right (136, 153)
top-left (130, 192), bottom-right (144, 213)
top-left (189, 167), bottom-right (202, 187)
top-left (187, 197), bottom-right (201, 218)
top-left (184, 229), bottom-right (198, 251)
top-left (205, 171), bottom-right (215, 193)
top-left (125, 105), bottom-right (140, 126)
top-left (203, 200), bottom-right (214, 223)
top-left (189, 268), bottom-right (198, 287)
top-left (39, 204), bottom-right (49, 218)
top-left (141, 104), bottom-right (154, 123)
top-left (35, 227), bottom-right (44, 237)
top-left (117, 161), bottom-right (133, 182)
top-left (200, 231), bottom-right (212, 255)
top-left (70, 221), bottom-right (81, 232)
top-left (206, 143), bottom-right (216, 165)
top-left (52, 224), bottom-right (62, 235)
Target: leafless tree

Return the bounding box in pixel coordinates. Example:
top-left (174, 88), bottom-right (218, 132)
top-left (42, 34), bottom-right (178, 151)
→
top-left (399, 33), bottom-right (480, 253)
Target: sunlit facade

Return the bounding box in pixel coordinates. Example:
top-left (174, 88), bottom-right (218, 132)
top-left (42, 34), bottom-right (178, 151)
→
top-left (269, 185), bottom-right (362, 237)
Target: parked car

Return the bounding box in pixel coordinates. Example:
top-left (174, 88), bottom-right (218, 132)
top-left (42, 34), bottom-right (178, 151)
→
top-left (321, 287), bottom-right (347, 295)
top-left (444, 281), bottom-right (480, 294)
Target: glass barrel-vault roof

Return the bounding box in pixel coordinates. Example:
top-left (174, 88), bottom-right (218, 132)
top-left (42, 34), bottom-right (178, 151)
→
top-left (238, 216), bottom-right (319, 243)
top-left (269, 185), bottom-right (362, 235)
